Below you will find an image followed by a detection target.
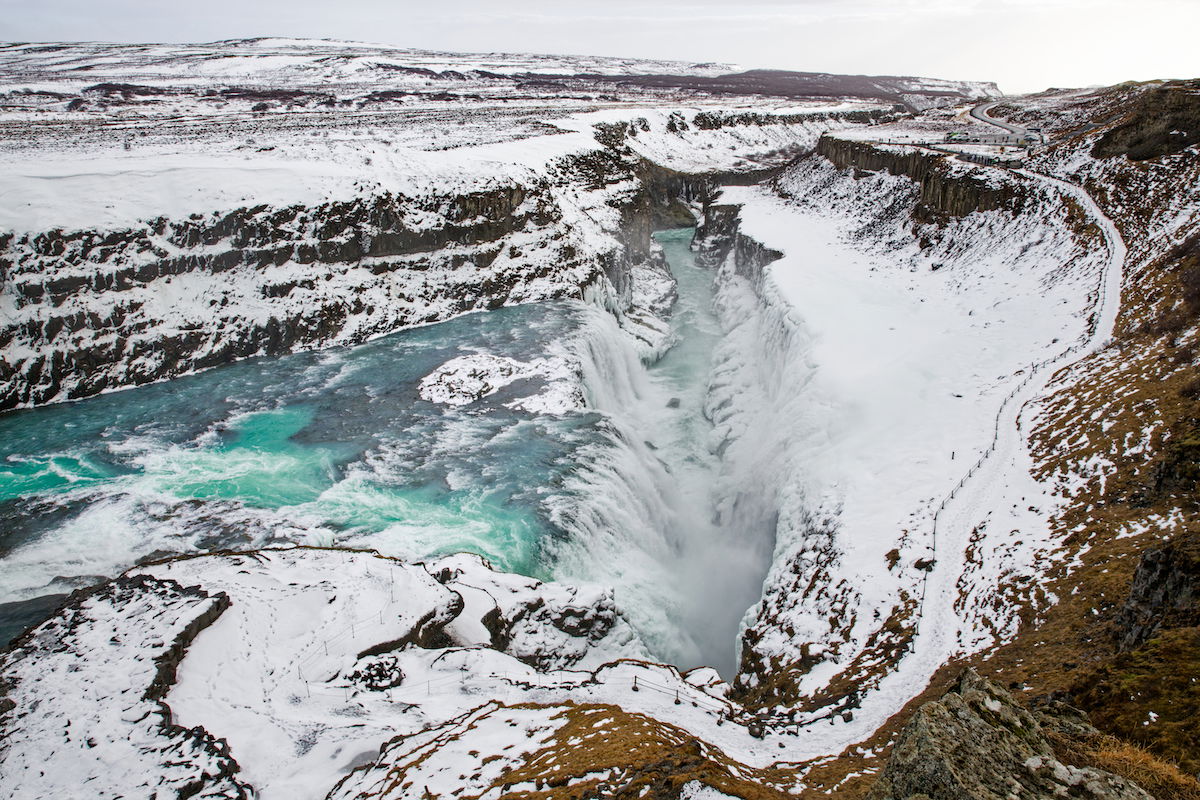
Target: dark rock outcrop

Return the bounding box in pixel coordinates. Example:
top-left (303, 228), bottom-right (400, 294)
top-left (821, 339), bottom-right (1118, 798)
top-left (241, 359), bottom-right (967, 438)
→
top-left (1113, 529), bottom-right (1200, 652)
top-left (815, 135), bottom-right (1025, 219)
top-left (356, 592), bottom-right (465, 658)
top-left (693, 202), bottom-right (782, 288)
top-left (1091, 80), bottom-right (1200, 162)
top-left (867, 669), bottom-right (1154, 800)
top-left (1068, 529), bottom-right (1200, 774)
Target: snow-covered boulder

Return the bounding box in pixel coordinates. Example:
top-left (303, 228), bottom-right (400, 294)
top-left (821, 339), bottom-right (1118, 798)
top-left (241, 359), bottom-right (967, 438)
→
top-left (417, 353), bottom-right (584, 414)
top-left (427, 552), bottom-right (647, 670)
top-left (0, 575), bottom-right (249, 799)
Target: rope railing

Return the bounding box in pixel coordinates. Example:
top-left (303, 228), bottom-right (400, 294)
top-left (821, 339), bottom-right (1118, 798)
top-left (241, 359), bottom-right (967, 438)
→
top-left (296, 663), bottom-right (742, 723)
top-left (914, 160), bottom-right (1124, 643)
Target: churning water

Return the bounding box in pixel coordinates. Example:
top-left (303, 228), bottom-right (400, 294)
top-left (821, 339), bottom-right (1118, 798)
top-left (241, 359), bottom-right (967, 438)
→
top-left (0, 228), bottom-right (764, 674)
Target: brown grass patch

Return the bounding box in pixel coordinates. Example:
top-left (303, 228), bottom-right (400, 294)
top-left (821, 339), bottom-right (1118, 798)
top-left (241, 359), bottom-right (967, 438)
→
top-left (1050, 729), bottom-right (1200, 800)
top-left (492, 703), bottom-right (798, 800)
top-left (934, 152), bottom-right (1200, 790)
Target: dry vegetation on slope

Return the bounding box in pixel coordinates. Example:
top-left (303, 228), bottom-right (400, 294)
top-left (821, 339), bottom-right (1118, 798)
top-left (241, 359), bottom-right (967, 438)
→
top-left (858, 83), bottom-right (1200, 798)
top-left (956, 81), bottom-right (1200, 781)
top-left (970, 227), bottom-right (1200, 776)
top-left (330, 701), bottom-right (807, 800)
top-left (775, 83), bottom-right (1200, 800)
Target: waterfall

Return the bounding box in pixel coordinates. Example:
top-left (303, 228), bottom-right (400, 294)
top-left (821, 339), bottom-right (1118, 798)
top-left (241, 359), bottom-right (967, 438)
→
top-left (0, 223), bottom-right (806, 679)
top-left (542, 229), bottom-right (786, 676)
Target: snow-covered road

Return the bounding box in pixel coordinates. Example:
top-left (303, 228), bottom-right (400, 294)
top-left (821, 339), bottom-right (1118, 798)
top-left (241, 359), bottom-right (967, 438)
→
top-left (969, 101), bottom-right (1028, 136)
top-left (715, 130), bottom-right (1127, 762)
top-left (858, 156), bottom-right (1127, 741)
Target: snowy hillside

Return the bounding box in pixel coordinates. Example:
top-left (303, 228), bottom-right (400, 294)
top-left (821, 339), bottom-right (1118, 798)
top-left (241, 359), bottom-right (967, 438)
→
top-left (2, 39), bottom-right (1197, 800)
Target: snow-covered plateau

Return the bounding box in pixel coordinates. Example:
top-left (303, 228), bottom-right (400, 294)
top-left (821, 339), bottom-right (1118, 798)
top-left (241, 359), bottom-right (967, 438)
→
top-left (3, 40), bottom-right (1199, 800)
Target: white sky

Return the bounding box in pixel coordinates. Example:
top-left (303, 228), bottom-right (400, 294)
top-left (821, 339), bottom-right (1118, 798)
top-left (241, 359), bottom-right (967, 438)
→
top-left (1, 0), bottom-right (1196, 94)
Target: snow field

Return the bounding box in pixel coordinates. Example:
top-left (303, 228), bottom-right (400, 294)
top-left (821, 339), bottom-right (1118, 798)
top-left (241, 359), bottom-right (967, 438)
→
top-left (0, 576), bottom-right (246, 799)
top-left (704, 144), bottom-right (1123, 751)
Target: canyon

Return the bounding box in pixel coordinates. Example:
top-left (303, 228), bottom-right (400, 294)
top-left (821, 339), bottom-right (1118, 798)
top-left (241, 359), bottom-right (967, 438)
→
top-left (1, 39), bottom-right (1198, 800)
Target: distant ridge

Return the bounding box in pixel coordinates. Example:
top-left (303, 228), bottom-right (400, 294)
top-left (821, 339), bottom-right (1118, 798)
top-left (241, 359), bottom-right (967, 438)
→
top-left (0, 38), bottom-right (997, 109)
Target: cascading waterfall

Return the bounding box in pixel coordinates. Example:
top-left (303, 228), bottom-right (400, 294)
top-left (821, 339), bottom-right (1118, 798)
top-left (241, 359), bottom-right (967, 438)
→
top-left (0, 227), bottom-right (785, 678)
top-left (544, 229), bottom-right (778, 675)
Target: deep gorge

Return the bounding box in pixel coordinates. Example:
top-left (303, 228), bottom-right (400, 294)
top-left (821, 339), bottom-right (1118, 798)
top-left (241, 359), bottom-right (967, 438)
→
top-left (0, 218), bottom-right (784, 678)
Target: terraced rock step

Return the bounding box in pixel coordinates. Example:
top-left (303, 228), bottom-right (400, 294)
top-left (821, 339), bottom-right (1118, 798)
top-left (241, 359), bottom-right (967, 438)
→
top-left (868, 670), bottom-right (1154, 800)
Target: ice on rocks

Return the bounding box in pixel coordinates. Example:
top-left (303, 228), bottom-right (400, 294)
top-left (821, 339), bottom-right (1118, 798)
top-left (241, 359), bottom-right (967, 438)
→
top-left (417, 353), bottom-right (584, 414)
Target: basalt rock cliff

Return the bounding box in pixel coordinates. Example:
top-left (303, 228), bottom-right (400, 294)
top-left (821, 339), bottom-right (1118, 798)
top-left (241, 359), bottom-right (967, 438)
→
top-left (868, 670), bottom-right (1155, 800)
top-left (815, 135), bottom-right (1026, 219)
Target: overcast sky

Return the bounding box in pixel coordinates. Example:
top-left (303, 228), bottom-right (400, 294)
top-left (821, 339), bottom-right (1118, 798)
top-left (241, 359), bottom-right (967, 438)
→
top-left (2, 0), bottom-right (1196, 94)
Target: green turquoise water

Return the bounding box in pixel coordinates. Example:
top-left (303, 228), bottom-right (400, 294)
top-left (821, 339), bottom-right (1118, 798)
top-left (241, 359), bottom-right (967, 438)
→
top-left (0, 452), bottom-right (125, 501)
top-left (0, 227), bottom-right (759, 672)
top-left (0, 301), bottom-right (596, 625)
top-left (140, 407), bottom-right (340, 508)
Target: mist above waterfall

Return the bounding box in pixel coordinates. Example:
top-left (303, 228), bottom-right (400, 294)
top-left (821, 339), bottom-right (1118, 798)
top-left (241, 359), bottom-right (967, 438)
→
top-left (544, 229), bottom-right (777, 675)
top-left (0, 227), bottom-right (785, 677)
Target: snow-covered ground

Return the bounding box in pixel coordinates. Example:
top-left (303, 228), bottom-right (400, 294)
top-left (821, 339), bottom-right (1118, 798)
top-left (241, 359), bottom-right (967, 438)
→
top-left (1, 548), bottom-right (770, 799)
top-left (0, 40), bottom-right (1144, 800)
top-left (0, 104), bottom-right (876, 234)
top-left (699, 132), bottom-right (1124, 739)
top-left (0, 574), bottom-right (248, 799)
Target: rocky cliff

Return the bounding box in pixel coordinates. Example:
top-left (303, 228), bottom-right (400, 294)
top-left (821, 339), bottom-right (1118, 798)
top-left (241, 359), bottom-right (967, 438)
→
top-left (0, 162), bottom-right (653, 411)
top-left (693, 202), bottom-right (783, 288)
top-left (687, 142), bottom-right (1096, 727)
top-left (0, 107), bottom-right (829, 412)
top-left (1113, 529), bottom-right (1200, 652)
top-left (867, 670), bottom-right (1162, 800)
top-left (815, 135), bottom-right (1026, 219)
top-left (0, 183), bottom-right (584, 409)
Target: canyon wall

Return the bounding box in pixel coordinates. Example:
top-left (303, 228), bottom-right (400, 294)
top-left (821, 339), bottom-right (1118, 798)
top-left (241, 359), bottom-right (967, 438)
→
top-left (1, 184), bottom-right (582, 409)
top-left (815, 135), bottom-right (1026, 219)
top-left (0, 110), bottom-right (831, 412)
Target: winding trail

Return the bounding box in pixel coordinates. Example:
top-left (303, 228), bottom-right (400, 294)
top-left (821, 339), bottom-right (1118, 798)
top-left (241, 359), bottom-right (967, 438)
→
top-left (920, 165), bottom-right (1126, 641)
top-left (820, 104), bottom-right (1127, 750)
top-left (909, 107), bottom-right (1126, 693)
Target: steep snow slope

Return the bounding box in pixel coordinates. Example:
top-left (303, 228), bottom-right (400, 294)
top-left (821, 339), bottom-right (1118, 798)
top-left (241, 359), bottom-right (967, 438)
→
top-left (1, 33), bottom-right (906, 411)
top-left (700, 149), bottom-right (1111, 727)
